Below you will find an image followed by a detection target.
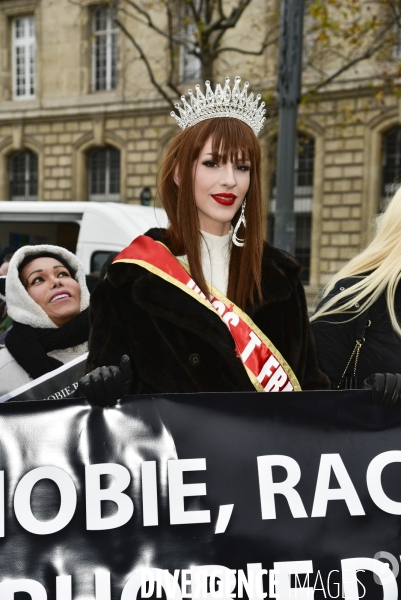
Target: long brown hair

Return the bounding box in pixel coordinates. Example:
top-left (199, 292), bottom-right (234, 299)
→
top-left (159, 117), bottom-right (263, 310)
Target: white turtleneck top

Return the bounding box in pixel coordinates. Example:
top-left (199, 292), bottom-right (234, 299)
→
top-left (177, 229), bottom-right (232, 296)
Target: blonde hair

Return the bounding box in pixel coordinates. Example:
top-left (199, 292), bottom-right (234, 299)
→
top-left (310, 187), bottom-right (401, 337)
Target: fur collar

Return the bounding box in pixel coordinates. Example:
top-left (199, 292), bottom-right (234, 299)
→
top-left (143, 227), bottom-right (301, 307)
top-left (259, 242), bottom-right (301, 305)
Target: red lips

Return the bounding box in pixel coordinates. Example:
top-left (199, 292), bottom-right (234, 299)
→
top-left (211, 193), bottom-right (237, 206)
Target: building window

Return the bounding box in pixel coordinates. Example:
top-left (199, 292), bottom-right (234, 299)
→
top-left (88, 146), bottom-right (120, 201)
top-left (180, 1), bottom-right (202, 82)
top-left (13, 16), bottom-right (35, 99)
top-left (268, 135), bottom-right (315, 283)
top-left (9, 151), bottom-right (38, 201)
top-left (393, 4), bottom-right (401, 60)
top-left (92, 7), bottom-right (118, 91)
top-left (394, 28), bottom-right (401, 59)
top-left (382, 127), bottom-right (401, 209)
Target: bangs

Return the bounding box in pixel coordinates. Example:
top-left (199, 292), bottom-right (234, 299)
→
top-left (208, 118), bottom-right (257, 164)
top-left (211, 118), bottom-right (255, 164)
top-left (180, 118), bottom-right (260, 165)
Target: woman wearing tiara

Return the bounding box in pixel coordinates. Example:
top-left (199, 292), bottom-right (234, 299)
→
top-left (79, 76), bottom-right (329, 405)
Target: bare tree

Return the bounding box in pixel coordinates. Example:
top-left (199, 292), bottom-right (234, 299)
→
top-left (70, 0), bottom-right (401, 110)
top-left (94, 0), bottom-right (279, 108)
top-left (303, 0), bottom-right (401, 101)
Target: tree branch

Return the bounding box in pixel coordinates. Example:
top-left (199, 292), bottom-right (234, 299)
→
top-left (216, 39), bottom-right (278, 55)
top-left (115, 18), bottom-right (175, 108)
top-left (217, 0), bottom-right (226, 21)
top-left (165, 2), bottom-right (182, 99)
top-left (123, 0), bottom-right (182, 44)
top-left (306, 28), bottom-right (393, 95)
top-left (187, 0), bottom-right (201, 24)
top-left (216, 23), bottom-right (278, 56)
top-left (207, 0), bottom-right (253, 53)
top-left (204, 0), bottom-right (251, 38)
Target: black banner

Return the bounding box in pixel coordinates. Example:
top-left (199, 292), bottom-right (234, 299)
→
top-left (0, 390), bottom-right (400, 599)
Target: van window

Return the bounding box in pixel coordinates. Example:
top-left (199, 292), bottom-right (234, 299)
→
top-left (91, 250), bottom-right (118, 275)
top-left (0, 221), bottom-right (79, 253)
top-left (56, 223), bottom-right (80, 253)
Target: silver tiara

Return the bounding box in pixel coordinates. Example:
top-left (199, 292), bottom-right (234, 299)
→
top-left (170, 76), bottom-right (266, 137)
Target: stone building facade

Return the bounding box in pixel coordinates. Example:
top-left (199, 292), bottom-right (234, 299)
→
top-left (0, 0), bottom-right (401, 303)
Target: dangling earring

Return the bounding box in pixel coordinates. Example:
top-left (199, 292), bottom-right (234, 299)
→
top-left (232, 198), bottom-right (246, 247)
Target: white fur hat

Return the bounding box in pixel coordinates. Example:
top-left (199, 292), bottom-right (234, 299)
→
top-left (0, 245), bottom-right (90, 329)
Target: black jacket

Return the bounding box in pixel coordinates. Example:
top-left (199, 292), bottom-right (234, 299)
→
top-left (311, 277), bottom-right (401, 388)
top-left (87, 229), bottom-right (329, 393)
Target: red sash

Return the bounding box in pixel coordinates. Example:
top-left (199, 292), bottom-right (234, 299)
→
top-left (113, 236), bottom-right (301, 393)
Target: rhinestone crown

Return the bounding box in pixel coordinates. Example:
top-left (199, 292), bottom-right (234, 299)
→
top-left (171, 76), bottom-right (266, 137)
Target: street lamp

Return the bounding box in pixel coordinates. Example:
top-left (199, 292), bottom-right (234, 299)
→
top-left (274, 0), bottom-right (305, 255)
top-left (140, 187), bottom-right (152, 206)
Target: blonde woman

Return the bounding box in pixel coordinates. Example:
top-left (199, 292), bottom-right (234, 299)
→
top-left (311, 189), bottom-right (401, 405)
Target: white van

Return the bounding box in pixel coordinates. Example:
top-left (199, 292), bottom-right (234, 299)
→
top-left (0, 201), bottom-right (168, 274)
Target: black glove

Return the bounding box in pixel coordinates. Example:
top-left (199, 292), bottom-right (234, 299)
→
top-left (78, 355), bottom-right (132, 407)
top-left (363, 373), bottom-right (401, 406)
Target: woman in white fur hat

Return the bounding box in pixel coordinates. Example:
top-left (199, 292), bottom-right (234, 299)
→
top-left (0, 245), bottom-right (90, 397)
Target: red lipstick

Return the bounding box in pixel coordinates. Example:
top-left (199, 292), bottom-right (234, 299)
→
top-left (211, 193), bottom-right (237, 206)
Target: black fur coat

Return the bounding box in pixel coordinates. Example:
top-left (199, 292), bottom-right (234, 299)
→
top-left (87, 229), bottom-right (329, 393)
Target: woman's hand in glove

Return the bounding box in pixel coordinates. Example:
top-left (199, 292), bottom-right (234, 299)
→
top-left (78, 355), bottom-right (132, 407)
top-left (363, 373), bottom-right (401, 406)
